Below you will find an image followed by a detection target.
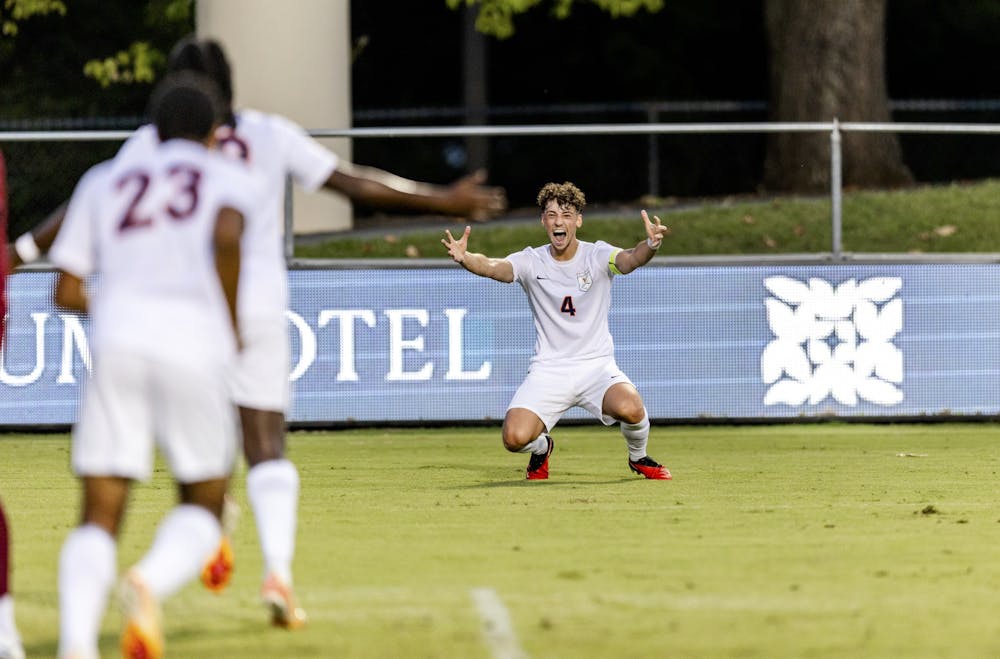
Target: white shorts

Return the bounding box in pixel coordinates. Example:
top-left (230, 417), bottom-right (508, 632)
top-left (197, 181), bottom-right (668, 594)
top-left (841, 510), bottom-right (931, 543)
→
top-left (506, 358), bottom-right (635, 432)
top-left (229, 313), bottom-right (291, 413)
top-left (72, 351), bottom-right (238, 483)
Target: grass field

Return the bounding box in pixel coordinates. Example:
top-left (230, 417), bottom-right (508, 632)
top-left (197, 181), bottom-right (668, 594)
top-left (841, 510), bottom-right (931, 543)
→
top-left (295, 179), bottom-right (1000, 259)
top-left (3, 423), bottom-right (1000, 658)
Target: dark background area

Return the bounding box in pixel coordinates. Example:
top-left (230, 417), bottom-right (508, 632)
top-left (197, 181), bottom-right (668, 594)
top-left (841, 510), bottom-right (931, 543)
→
top-left (1, 0), bottom-right (999, 233)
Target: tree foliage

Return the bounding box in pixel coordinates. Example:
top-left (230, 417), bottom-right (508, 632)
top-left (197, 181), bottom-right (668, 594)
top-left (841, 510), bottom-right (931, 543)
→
top-left (445, 0), bottom-right (663, 39)
top-left (0, 0), bottom-right (65, 36)
top-left (82, 0), bottom-right (190, 87)
top-left (0, 0), bottom-right (193, 237)
top-left (1, 0), bottom-right (190, 87)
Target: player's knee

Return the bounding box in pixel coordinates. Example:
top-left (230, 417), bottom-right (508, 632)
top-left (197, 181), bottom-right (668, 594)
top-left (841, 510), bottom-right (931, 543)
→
top-left (501, 427), bottom-right (531, 452)
top-left (617, 401), bottom-right (647, 426)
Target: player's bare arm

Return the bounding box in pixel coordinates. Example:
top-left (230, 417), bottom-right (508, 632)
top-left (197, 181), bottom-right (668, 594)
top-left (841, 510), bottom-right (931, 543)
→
top-left (441, 225), bottom-right (514, 282)
top-left (53, 271), bottom-right (87, 313)
top-left (214, 206), bottom-right (244, 348)
top-left (7, 201), bottom-right (67, 272)
top-left (325, 164), bottom-right (507, 221)
top-left (614, 209), bottom-right (668, 274)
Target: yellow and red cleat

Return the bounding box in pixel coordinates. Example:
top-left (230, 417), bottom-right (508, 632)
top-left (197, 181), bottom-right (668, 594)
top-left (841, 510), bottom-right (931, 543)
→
top-left (200, 536), bottom-right (235, 593)
top-left (119, 570), bottom-right (163, 659)
top-left (260, 572), bottom-right (307, 630)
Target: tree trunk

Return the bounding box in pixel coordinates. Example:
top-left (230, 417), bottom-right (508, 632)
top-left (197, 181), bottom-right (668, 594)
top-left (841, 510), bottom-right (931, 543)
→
top-left (763, 0), bottom-right (913, 192)
top-left (463, 5), bottom-right (490, 173)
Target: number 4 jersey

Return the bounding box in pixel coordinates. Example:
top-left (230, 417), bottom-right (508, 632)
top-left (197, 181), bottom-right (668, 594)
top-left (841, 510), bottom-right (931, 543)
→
top-left (506, 240), bottom-right (622, 367)
top-left (49, 138), bottom-right (263, 369)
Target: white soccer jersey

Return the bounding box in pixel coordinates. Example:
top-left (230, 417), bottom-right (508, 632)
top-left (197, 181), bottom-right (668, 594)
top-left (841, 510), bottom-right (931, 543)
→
top-left (215, 109), bottom-right (338, 317)
top-left (49, 138), bottom-right (261, 369)
top-left (118, 110), bottom-right (339, 318)
top-left (506, 240), bottom-right (621, 366)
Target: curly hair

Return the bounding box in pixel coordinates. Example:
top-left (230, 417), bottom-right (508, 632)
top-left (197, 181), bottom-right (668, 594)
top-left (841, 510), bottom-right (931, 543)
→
top-left (536, 182), bottom-right (586, 213)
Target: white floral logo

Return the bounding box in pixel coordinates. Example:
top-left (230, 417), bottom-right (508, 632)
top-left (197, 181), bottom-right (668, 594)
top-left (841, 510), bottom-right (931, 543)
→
top-left (761, 276), bottom-right (903, 407)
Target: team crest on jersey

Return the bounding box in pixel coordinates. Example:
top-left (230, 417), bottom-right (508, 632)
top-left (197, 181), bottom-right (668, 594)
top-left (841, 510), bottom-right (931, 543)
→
top-left (576, 269), bottom-right (593, 292)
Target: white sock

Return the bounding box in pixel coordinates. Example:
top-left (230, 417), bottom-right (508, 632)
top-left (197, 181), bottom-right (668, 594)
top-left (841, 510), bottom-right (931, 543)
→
top-left (622, 413), bottom-right (651, 462)
top-left (58, 524), bottom-right (116, 659)
top-left (516, 434), bottom-right (550, 455)
top-left (247, 459), bottom-right (299, 584)
top-left (0, 593), bottom-right (21, 645)
top-left (134, 505), bottom-right (221, 600)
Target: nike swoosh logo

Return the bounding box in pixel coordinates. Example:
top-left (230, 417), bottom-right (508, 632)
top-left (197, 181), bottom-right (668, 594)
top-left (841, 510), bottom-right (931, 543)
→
top-left (536, 275), bottom-right (547, 280)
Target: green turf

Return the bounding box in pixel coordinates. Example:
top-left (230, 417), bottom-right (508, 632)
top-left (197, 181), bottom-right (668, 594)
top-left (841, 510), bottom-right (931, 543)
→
top-left (295, 179), bottom-right (1000, 259)
top-left (3, 423), bottom-right (1000, 657)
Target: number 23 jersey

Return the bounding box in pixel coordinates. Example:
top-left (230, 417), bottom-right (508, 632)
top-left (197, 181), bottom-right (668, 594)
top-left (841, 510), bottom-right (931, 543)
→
top-left (49, 139), bottom-right (263, 369)
top-left (506, 240), bottom-right (621, 367)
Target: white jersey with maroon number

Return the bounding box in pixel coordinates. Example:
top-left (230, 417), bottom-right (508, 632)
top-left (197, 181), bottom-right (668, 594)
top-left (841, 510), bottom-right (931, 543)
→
top-left (49, 139), bottom-right (260, 370)
top-left (506, 240), bottom-right (621, 366)
top-left (117, 110), bottom-right (338, 318)
top-left (213, 109), bottom-right (338, 317)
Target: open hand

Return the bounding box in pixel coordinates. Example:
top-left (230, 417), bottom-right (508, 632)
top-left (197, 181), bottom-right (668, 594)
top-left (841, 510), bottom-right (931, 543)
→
top-left (445, 170), bottom-right (507, 222)
top-left (441, 225), bottom-right (471, 263)
top-left (641, 210), bottom-right (668, 246)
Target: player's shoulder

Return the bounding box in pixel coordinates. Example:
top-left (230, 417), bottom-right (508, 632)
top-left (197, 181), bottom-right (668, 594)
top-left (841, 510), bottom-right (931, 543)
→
top-left (589, 239), bottom-right (620, 256)
top-left (76, 158), bottom-right (118, 192)
top-left (507, 244), bottom-right (542, 262)
top-left (236, 108), bottom-right (302, 136)
top-left (115, 123), bottom-right (159, 163)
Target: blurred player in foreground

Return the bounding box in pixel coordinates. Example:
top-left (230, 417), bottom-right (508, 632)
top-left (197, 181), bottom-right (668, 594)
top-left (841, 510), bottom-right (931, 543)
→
top-left (0, 151), bottom-right (25, 659)
top-left (9, 36), bottom-right (507, 629)
top-left (50, 72), bottom-right (256, 659)
top-left (442, 181), bottom-right (671, 480)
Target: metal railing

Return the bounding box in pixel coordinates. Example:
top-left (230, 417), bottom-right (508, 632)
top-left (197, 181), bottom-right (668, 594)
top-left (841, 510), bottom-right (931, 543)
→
top-left (4, 121), bottom-right (1000, 259)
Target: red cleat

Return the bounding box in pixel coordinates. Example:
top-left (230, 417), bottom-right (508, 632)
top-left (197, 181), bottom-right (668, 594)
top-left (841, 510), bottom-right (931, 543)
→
top-left (526, 435), bottom-right (554, 480)
top-left (628, 456), bottom-right (672, 480)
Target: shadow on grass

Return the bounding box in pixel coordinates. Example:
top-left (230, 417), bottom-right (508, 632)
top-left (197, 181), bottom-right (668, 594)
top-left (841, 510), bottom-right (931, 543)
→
top-left (451, 476), bottom-right (640, 489)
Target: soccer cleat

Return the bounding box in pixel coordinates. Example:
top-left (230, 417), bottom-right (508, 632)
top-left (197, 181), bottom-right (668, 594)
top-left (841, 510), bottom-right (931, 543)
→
top-left (260, 573), bottom-right (307, 630)
top-left (118, 570), bottom-right (163, 659)
top-left (628, 456), bottom-right (672, 480)
top-left (525, 435), bottom-right (554, 480)
top-left (200, 535), bottom-right (235, 593)
top-left (200, 494), bottom-right (240, 593)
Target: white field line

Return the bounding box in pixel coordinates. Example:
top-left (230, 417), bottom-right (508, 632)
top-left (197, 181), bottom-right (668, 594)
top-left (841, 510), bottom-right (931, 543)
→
top-left (470, 587), bottom-right (529, 659)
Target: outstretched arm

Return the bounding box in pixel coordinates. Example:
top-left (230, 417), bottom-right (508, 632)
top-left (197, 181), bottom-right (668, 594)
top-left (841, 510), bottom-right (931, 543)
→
top-left (7, 202), bottom-right (67, 272)
top-left (441, 225), bottom-right (514, 283)
top-left (325, 165), bottom-right (507, 221)
top-left (613, 210), bottom-right (669, 275)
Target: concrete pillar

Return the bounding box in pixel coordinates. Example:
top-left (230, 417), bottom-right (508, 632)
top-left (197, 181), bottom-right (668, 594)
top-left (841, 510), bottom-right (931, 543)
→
top-left (196, 0), bottom-right (352, 234)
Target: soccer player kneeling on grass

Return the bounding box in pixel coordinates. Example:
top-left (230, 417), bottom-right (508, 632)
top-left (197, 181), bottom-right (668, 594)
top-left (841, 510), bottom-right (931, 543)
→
top-left (442, 181), bottom-right (671, 480)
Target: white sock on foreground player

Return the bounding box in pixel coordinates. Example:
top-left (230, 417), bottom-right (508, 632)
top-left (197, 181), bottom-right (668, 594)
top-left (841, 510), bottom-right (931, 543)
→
top-left (246, 459), bottom-right (299, 585)
top-left (134, 505), bottom-right (221, 598)
top-left (57, 506), bottom-right (220, 658)
top-left (57, 525), bottom-right (116, 659)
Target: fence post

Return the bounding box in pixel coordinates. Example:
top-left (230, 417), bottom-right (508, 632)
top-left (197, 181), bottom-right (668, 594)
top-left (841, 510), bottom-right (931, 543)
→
top-left (284, 174), bottom-right (294, 260)
top-left (830, 119), bottom-right (843, 258)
